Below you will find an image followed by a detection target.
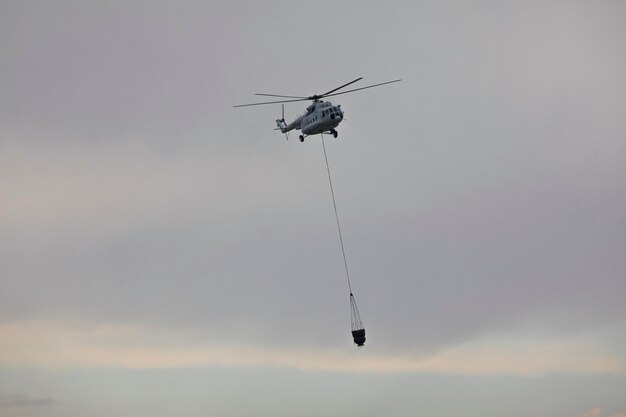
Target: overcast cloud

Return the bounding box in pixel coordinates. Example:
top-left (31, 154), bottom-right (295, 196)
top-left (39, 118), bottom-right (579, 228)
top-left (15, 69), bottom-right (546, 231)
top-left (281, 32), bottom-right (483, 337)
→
top-left (1, 1), bottom-right (625, 416)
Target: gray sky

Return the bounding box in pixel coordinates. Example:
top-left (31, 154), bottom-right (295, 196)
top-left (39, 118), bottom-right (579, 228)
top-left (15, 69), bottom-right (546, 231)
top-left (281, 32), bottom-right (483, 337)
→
top-left (1, 1), bottom-right (626, 416)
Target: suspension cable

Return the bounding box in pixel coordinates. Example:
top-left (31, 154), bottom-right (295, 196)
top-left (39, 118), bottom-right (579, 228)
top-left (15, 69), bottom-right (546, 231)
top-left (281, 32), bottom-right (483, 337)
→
top-left (321, 135), bottom-right (353, 295)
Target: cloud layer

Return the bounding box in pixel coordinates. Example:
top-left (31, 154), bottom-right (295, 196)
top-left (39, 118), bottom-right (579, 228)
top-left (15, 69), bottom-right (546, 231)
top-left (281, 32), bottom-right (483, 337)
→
top-left (2, 320), bottom-right (624, 376)
top-left (1, 1), bottom-right (625, 416)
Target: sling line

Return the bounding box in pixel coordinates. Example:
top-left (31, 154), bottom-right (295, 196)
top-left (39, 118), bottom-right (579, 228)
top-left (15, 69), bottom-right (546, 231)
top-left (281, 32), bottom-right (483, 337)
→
top-left (321, 135), bottom-right (352, 295)
top-left (321, 134), bottom-right (365, 346)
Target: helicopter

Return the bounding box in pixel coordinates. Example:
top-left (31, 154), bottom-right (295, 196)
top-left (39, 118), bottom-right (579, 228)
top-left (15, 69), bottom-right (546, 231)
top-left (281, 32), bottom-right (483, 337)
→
top-left (234, 77), bottom-right (401, 142)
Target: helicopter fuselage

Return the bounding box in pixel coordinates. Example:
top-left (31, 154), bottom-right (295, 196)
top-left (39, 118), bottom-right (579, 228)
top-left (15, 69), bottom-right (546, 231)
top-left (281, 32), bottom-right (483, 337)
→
top-left (300, 100), bottom-right (343, 135)
top-left (278, 100), bottom-right (343, 137)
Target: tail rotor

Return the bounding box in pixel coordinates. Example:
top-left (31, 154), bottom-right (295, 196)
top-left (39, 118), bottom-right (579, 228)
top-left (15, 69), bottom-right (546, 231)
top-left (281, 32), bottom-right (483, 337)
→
top-left (275, 104), bottom-right (289, 140)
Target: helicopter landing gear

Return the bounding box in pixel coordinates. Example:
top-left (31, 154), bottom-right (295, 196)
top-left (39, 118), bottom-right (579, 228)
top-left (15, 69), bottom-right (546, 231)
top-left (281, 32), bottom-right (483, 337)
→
top-left (299, 135), bottom-right (305, 142)
top-left (331, 129), bottom-right (338, 138)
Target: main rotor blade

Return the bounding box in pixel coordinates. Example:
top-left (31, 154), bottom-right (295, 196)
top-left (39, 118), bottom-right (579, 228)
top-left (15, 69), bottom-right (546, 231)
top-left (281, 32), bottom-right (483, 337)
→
top-left (319, 77), bottom-right (363, 98)
top-left (323, 79), bottom-right (401, 98)
top-left (234, 78), bottom-right (401, 107)
top-left (233, 97), bottom-right (310, 108)
top-left (254, 93), bottom-right (308, 99)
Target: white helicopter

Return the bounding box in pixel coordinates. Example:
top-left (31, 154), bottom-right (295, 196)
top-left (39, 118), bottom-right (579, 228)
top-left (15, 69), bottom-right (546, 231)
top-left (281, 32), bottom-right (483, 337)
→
top-left (234, 77), bottom-right (400, 142)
